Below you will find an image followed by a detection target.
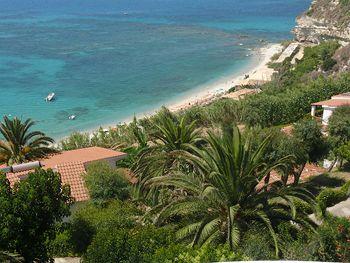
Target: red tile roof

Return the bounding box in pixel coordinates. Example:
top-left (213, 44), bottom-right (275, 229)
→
top-left (56, 162), bottom-right (89, 202)
top-left (312, 99), bottom-right (350, 107)
top-left (4, 147), bottom-right (127, 202)
top-left (41, 147), bottom-right (127, 169)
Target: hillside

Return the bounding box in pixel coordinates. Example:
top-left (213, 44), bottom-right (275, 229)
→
top-left (293, 0), bottom-right (350, 43)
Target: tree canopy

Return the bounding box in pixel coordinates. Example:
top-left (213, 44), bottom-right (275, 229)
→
top-left (0, 169), bottom-right (73, 262)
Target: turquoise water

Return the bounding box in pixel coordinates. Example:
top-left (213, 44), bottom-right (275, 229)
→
top-left (0, 0), bottom-right (311, 139)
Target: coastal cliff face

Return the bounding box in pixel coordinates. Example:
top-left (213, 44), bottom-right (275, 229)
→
top-left (293, 0), bottom-right (350, 44)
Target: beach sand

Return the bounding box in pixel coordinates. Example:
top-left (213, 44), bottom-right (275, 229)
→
top-left (167, 43), bottom-right (283, 112)
top-left (58, 43), bottom-right (283, 141)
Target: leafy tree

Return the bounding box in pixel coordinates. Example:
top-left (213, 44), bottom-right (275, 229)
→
top-left (0, 116), bottom-right (56, 165)
top-left (0, 169), bottom-right (73, 262)
top-left (242, 73), bottom-right (350, 127)
top-left (0, 174), bottom-right (13, 250)
top-left (291, 119), bottom-right (328, 184)
top-left (149, 125), bottom-right (316, 256)
top-left (329, 106), bottom-right (350, 147)
top-left (328, 106), bottom-right (350, 168)
top-left (85, 161), bottom-right (130, 201)
top-left (337, 141), bottom-right (350, 164)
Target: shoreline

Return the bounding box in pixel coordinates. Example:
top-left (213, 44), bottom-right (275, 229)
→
top-left (57, 43), bottom-right (283, 142)
top-left (167, 43), bottom-right (283, 112)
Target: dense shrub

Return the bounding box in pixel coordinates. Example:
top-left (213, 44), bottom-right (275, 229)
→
top-left (329, 106), bottom-right (350, 147)
top-left (83, 225), bottom-right (176, 263)
top-left (293, 119), bottom-right (329, 163)
top-left (85, 161), bottom-right (130, 201)
top-left (242, 73), bottom-right (350, 127)
top-left (278, 222), bottom-right (319, 261)
top-left (176, 244), bottom-right (245, 263)
top-left (69, 200), bottom-right (139, 254)
top-left (316, 187), bottom-right (348, 214)
top-left (239, 228), bottom-right (276, 260)
top-left (0, 170), bottom-right (73, 262)
top-left (316, 216), bottom-right (350, 262)
top-left (49, 227), bottom-right (75, 257)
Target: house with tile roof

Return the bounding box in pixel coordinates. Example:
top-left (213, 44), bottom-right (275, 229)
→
top-left (311, 92), bottom-right (350, 125)
top-left (2, 147), bottom-right (127, 202)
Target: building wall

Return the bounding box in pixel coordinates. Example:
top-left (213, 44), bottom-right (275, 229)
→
top-left (322, 107), bottom-right (335, 125)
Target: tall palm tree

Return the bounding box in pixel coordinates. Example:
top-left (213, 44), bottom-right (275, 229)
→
top-left (149, 126), bottom-right (316, 256)
top-left (0, 116), bottom-right (56, 165)
top-left (132, 114), bottom-right (203, 203)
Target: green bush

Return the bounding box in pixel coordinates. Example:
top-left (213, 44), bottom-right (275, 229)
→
top-left (278, 223), bottom-right (319, 261)
top-left (329, 106), bottom-right (350, 148)
top-left (316, 216), bottom-right (350, 262)
top-left (239, 227), bottom-right (276, 260)
top-left (49, 227), bottom-right (75, 257)
top-left (176, 244), bottom-right (245, 263)
top-left (150, 244), bottom-right (189, 263)
top-left (69, 200), bottom-right (139, 254)
top-left (340, 180), bottom-right (350, 194)
top-left (294, 199), bottom-right (314, 214)
top-left (83, 225), bottom-right (176, 263)
top-left (242, 73), bottom-right (350, 127)
top-left (85, 161), bottom-right (130, 201)
top-left (316, 187), bottom-right (348, 214)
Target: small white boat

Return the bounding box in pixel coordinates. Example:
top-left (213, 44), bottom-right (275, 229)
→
top-left (45, 93), bottom-right (55, 102)
top-left (68, 115), bottom-right (76, 120)
top-left (239, 43), bottom-right (244, 46)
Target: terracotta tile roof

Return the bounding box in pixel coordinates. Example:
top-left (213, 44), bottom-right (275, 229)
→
top-left (332, 92), bottom-right (350, 99)
top-left (41, 146), bottom-right (126, 169)
top-left (56, 162), bottom-right (89, 202)
top-left (6, 172), bottom-right (21, 187)
top-left (3, 147), bottom-right (127, 202)
top-left (311, 99), bottom-right (350, 107)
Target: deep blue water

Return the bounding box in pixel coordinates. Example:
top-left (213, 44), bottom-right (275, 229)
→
top-left (0, 0), bottom-right (311, 139)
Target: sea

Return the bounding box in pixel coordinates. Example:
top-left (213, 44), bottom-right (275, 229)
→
top-left (0, 0), bottom-right (311, 139)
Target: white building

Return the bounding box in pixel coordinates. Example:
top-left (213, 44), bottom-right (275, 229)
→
top-left (311, 92), bottom-right (350, 126)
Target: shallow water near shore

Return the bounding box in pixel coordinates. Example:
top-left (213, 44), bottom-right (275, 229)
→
top-left (0, 0), bottom-right (311, 139)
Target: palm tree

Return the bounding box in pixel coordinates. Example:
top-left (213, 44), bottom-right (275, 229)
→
top-left (0, 116), bottom-right (56, 165)
top-left (149, 126), bottom-right (316, 256)
top-left (132, 114), bottom-right (203, 203)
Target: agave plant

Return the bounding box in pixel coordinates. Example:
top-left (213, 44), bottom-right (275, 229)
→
top-left (0, 116), bottom-right (56, 165)
top-left (149, 126), bottom-right (316, 255)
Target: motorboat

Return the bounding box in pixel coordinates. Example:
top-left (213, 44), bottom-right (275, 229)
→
top-left (68, 115), bottom-right (76, 120)
top-left (45, 93), bottom-right (55, 102)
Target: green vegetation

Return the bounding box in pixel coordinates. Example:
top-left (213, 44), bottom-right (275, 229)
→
top-left (147, 125), bottom-right (315, 256)
top-left (1, 39), bottom-right (350, 262)
top-left (329, 106), bottom-right (350, 168)
top-left (0, 116), bottom-right (56, 165)
top-left (85, 161), bottom-right (130, 202)
top-left (316, 186), bottom-right (349, 215)
top-left (0, 169), bottom-right (72, 262)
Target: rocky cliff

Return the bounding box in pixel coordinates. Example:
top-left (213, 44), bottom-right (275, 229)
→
top-left (293, 0), bottom-right (350, 44)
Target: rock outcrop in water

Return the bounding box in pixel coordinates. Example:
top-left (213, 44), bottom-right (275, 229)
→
top-left (293, 0), bottom-right (350, 44)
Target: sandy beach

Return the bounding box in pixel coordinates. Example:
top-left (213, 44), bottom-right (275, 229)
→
top-left (167, 43), bottom-right (283, 112)
top-left (58, 43), bottom-right (283, 141)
